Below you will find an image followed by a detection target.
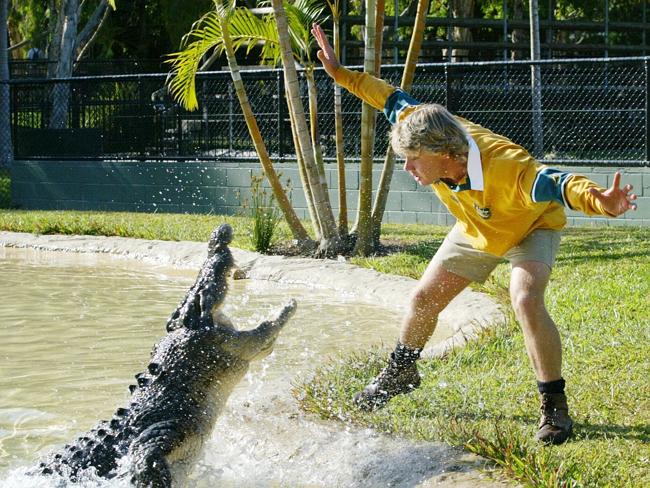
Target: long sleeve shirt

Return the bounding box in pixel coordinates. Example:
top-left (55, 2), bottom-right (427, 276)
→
top-left (333, 66), bottom-right (615, 256)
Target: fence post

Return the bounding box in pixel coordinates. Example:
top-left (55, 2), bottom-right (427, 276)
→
top-left (228, 82), bottom-right (234, 155)
top-left (445, 64), bottom-right (454, 112)
top-left (137, 75), bottom-right (143, 159)
top-left (530, 62), bottom-right (544, 159)
top-left (643, 59), bottom-right (650, 164)
top-left (277, 70), bottom-right (285, 160)
top-left (445, 65), bottom-right (456, 113)
top-left (646, 59), bottom-right (649, 163)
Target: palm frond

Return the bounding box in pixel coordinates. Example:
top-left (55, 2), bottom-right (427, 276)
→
top-left (228, 8), bottom-right (281, 66)
top-left (165, 0), bottom-right (329, 109)
top-left (284, 0), bottom-right (328, 61)
top-left (166, 10), bottom-right (225, 111)
top-left (325, 0), bottom-right (340, 18)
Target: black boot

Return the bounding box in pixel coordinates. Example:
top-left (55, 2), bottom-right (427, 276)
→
top-left (536, 392), bottom-right (574, 445)
top-left (353, 343), bottom-right (421, 412)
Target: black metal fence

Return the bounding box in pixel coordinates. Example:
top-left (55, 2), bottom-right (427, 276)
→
top-left (8, 59), bottom-right (168, 79)
top-left (5, 56), bottom-right (650, 167)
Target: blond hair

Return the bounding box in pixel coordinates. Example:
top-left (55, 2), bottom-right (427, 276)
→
top-left (390, 104), bottom-right (469, 158)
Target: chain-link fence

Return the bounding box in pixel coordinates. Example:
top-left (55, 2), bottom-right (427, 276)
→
top-left (4, 56), bottom-right (650, 166)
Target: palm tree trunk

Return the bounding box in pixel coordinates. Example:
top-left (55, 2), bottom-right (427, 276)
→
top-left (217, 5), bottom-right (309, 242)
top-left (353, 0), bottom-right (379, 256)
top-left (329, 2), bottom-right (348, 235)
top-left (371, 0), bottom-right (430, 244)
top-left (271, 0), bottom-right (340, 255)
top-left (327, 0), bottom-right (348, 236)
top-left (305, 67), bottom-right (328, 191)
top-left (374, 0), bottom-right (386, 73)
top-left (0, 0), bottom-right (13, 168)
top-left (286, 89), bottom-right (321, 239)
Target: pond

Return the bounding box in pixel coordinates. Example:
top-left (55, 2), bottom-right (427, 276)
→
top-left (0, 246), bottom-right (477, 487)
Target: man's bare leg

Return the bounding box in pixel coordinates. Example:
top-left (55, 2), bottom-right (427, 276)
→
top-left (400, 262), bottom-right (472, 348)
top-left (354, 261), bottom-right (471, 411)
top-left (510, 260), bottom-right (573, 444)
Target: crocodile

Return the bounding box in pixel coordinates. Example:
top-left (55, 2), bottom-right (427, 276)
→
top-left (33, 223), bottom-right (297, 487)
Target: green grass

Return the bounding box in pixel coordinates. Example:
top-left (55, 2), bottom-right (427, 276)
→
top-left (0, 209), bottom-right (299, 252)
top-left (0, 205), bottom-right (647, 486)
top-left (296, 226), bottom-right (650, 487)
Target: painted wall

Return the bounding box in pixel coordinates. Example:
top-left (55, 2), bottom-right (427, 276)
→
top-left (10, 160), bottom-right (650, 227)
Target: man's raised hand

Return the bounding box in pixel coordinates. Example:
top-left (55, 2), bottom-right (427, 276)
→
top-left (311, 23), bottom-right (340, 79)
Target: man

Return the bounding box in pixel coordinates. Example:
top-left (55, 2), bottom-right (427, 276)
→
top-left (311, 24), bottom-right (637, 445)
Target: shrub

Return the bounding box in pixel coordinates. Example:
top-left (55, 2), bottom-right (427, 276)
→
top-left (249, 175), bottom-right (280, 253)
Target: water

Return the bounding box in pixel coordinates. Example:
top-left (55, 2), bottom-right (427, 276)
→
top-left (0, 247), bottom-right (484, 487)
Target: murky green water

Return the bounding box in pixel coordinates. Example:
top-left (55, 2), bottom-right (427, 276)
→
top-left (0, 248), bottom-right (403, 473)
top-left (0, 246), bottom-right (464, 487)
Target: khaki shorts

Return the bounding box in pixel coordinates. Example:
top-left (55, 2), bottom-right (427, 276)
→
top-left (430, 225), bottom-right (561, 283)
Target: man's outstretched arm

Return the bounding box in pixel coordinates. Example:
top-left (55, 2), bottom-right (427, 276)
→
top-left (311, 23), bottom-right (421, 123)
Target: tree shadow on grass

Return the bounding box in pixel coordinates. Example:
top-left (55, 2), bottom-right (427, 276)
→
top-left (556, 249), bottom-right (650, 266)
top-left (557, 228), bottom-right (650, 265)
top-left (573, 421), bottom-right (650, 443)
top-left (416, 410), bottom-right (649, 444)
top-left (379, 238), bottom-right (445, 260)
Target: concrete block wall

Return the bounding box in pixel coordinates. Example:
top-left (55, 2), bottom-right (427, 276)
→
top-left (10, 160), bottom-right (649, 227)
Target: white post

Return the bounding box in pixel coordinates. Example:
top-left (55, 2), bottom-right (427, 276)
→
top-left (529, 0), bottom-right (544, 158)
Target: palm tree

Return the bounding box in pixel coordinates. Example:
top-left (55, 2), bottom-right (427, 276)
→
top-left (168, 0), bottom-right (348, 253)
top-left (220, 2), bottom-right (326, 237)
top-left (271, 0), bottom-right (342, 256)
top-left (371, 0), bottom-right (430, 244)
top-left (167, 1), bottom-right (310, 243)
top-left (352, 0), bottom-right (379, 256)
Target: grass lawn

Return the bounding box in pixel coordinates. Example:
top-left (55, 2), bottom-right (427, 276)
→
top-left (0, 204), bottom-right (647, 486)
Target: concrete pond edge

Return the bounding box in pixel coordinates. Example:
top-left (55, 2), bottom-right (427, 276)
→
top-left (0, 231), bottom-right (506, 359)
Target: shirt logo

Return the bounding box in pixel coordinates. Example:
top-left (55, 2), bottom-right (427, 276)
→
top-left (474, 203), bottom-right (491, 219)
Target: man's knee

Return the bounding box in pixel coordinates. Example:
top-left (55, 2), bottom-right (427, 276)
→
top-left (510, 288), bottom-right (546, 322)
top-left (510, 261), bottom-right (551, 322)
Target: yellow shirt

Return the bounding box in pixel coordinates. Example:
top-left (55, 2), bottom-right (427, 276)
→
top-left (333, 66), bottom-right (615, 256)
